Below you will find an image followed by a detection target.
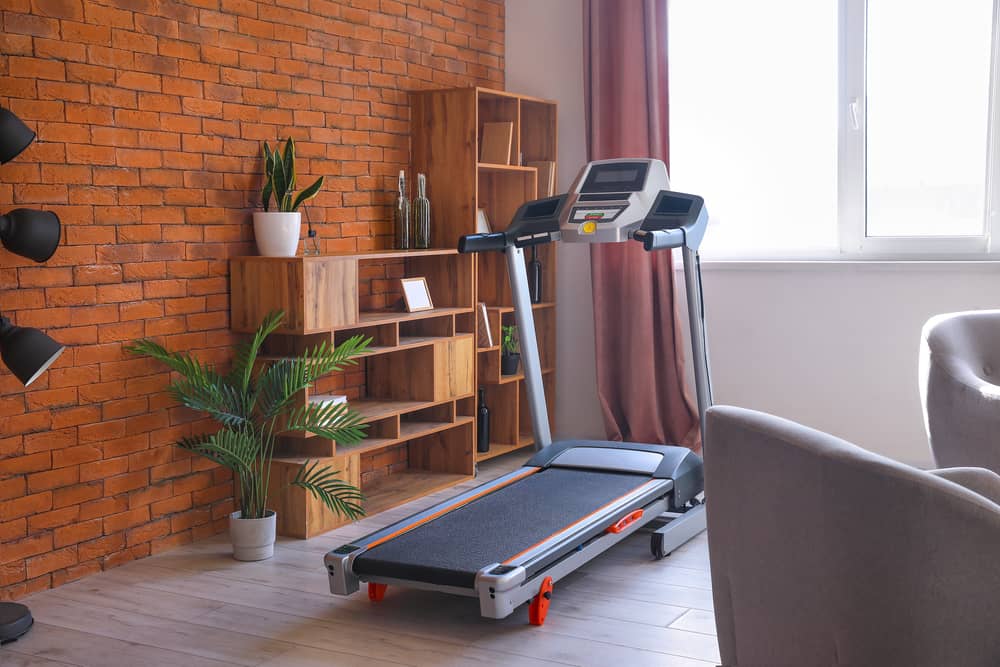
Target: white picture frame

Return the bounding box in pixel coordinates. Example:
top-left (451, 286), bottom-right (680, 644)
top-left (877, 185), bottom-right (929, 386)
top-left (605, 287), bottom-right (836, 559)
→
top-left (400, 277), bottom-right (434, 312)
top-left (476, 208), bottom-right (492, 234)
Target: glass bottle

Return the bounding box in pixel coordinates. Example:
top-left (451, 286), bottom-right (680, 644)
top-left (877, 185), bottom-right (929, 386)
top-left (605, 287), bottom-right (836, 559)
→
top-left (394, 170), bottom-right (411, 249)
top-left (414, 173), bottom-right (431, 249)
top-left (477, 387), bottom-right (490, 453)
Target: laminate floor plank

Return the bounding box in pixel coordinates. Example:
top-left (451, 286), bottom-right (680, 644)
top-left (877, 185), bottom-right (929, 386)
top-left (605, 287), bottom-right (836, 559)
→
top-left (0, 455), bottom-right (721, 667)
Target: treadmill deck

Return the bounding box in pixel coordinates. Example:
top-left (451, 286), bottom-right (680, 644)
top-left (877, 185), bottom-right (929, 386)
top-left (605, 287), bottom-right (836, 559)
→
top-left (352, 467), bottom-right (662, 588)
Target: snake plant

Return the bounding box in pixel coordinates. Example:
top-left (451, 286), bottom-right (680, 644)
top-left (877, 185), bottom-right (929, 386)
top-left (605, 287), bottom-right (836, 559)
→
top-left (127, 311), bottom-right (370, 521)
top-left (261, 137), bottom-right (324, 212)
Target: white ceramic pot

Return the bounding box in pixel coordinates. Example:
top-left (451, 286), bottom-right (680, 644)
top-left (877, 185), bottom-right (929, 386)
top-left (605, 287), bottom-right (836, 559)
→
top-left (252, 211), bottom-right (301, 257)
top-left (229, 509), bottom-right (276, 561)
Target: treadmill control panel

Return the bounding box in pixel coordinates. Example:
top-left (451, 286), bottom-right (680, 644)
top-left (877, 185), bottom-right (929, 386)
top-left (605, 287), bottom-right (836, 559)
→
top-left (559, 159), bottom-right (670, 244)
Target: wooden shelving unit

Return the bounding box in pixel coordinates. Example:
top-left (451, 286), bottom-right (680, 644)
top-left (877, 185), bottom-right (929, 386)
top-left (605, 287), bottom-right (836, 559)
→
top-left (411, 86), bottom-right (558, 463)
top-left (230, 249), bottom-right (476, 538)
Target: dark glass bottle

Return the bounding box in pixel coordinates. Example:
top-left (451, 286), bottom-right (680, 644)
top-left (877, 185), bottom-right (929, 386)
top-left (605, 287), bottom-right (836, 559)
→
top-left (528, 245), bottom-right (543, 303)
top-left (477, 387), bottom-right (490, 453)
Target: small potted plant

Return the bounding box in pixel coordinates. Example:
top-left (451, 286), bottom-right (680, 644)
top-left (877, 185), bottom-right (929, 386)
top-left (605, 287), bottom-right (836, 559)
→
top-left (500, 324), bottom-right (520, 376)
top-left (253, 137), bottom-right (324, 257)
top-left (127, 311), bottom-right (369, 561)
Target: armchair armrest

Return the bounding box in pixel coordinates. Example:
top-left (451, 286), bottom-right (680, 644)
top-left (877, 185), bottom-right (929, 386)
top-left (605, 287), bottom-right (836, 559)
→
top-left (929, 467), bottom-right (1000, 506)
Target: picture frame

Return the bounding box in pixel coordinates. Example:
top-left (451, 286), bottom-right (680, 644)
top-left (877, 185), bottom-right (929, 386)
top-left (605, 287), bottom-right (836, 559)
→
top-left (400, 277), bottom-right (434, 312)
top-left (476, 302), bottom-right (493, 348)
top-left (476, 208), bottom-right (492, 234)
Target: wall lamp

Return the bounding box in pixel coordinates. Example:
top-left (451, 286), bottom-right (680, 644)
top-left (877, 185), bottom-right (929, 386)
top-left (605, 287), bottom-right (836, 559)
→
top-left (0, 209), bottom-right (61, 263)
top-left (0, 106), bottom-right (64, 643)
top-left (0, 108), bottom-right (35, 165)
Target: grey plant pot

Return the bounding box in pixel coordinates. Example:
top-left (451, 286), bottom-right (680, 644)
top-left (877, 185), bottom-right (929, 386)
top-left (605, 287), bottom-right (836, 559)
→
top-left (229, 509), bottom-right (276, 561)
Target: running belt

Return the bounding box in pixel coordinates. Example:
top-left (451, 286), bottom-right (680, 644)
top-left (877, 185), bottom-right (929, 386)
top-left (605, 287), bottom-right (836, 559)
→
top-left (352, 467), bottom-right (667, 588)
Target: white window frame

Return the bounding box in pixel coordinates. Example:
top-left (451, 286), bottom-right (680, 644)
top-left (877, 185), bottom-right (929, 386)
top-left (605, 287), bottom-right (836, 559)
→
top-left (838, 0), bottom-right (1000, 259)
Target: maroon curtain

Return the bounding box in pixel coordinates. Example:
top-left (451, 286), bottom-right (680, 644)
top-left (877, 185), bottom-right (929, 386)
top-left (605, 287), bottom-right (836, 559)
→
top-left (583, 0), bottom-right (699, 450)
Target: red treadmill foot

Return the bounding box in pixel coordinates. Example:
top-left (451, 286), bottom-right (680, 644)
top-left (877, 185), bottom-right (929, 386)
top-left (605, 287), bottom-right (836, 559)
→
top-left (528, 577), bottom-right (553, 626)
top-left (368, 582), bottom-right (387, 602)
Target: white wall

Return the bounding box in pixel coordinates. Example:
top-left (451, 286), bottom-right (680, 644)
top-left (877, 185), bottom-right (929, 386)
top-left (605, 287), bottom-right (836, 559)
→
top-left (684, 262), bottom-right (1000, 467)
top-left (506, 0), bottom-right (605, 440)
top-left (505, 2), bottom-right (1000, 466)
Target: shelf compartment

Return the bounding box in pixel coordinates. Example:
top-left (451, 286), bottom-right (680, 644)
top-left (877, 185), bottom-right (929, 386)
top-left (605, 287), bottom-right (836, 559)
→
top-left (368, 337), bottom-right (474, 403)
top-left (363, 470), bottom-right (470, 517)
top-left (476, 439), bottom-right (534, 463)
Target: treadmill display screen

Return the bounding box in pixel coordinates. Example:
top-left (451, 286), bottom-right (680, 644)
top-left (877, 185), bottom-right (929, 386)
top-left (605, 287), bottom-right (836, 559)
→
top-left (656, 195), bottom-right (693, 216)
top-left (580, 163), bottom-right (649, 194)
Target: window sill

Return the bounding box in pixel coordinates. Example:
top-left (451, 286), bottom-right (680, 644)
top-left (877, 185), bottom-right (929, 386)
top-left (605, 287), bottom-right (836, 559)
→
top-left (683, 258), bottom-right (1000, 273)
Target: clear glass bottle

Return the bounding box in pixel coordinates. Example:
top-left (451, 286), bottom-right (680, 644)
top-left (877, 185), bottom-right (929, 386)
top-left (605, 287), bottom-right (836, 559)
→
top-left (414, 173), bottom-right (431, 249)
top-left (394, 170), bottom-right (411, 249)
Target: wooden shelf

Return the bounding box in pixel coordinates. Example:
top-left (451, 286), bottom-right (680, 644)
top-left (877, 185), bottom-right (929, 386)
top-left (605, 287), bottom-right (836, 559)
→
top-left (409, 84), bottom-right (557, 518)
top-left (476, 440), bottom-right (533, 462)
top-left (235, 249), bottom-right (478, 539)
top-left (399, 416), bottom-right (474, 440)
top-left (486, 302), bottom-right (556, 314)
top-left (478, 162), bottom-right (538, 173)
top-left (352, 307), bottom-right (473, 329)
top-left (363, 470), bottom-right (470, 516)
top-left (491, 367), bottom-right (554, 385)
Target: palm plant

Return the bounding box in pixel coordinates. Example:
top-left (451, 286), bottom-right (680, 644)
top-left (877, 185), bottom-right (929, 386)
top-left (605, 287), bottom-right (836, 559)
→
top-left (126, 311), bottom-right (370, 521)
top-left (262, 137), bottom-right (324, 212)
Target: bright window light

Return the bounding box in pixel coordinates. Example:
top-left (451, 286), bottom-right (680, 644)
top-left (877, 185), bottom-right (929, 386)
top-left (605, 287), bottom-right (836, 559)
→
top-left (865, 0), bottom-right (993, 238)
top-left (668, 0), bottom-right (840, 259)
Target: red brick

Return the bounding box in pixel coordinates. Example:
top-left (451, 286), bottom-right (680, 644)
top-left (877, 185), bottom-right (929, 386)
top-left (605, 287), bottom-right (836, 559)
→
top-left (53, 519), bottom-right (103, 549)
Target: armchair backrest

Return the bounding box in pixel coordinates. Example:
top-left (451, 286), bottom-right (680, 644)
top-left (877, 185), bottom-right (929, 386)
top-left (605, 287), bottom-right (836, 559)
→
top-left (920, 310), bottom-right (1000, 472)
top-left (705, 405), bottom-right (1000, 667)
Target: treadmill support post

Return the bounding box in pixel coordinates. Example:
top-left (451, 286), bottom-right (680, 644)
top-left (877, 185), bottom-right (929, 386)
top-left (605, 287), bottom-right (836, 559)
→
top-left (506, 245), bottom-right (552, 450)
top-left (681, 246), bottom-right (713, 437)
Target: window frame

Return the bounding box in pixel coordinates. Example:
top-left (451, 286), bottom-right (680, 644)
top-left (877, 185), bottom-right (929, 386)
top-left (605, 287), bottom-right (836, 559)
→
top-left (837, 0), bottom-right (1000, 259)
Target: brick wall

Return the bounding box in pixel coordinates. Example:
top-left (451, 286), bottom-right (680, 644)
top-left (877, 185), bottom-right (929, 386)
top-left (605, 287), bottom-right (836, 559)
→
top-left (0, 0), bottom-right (503, 599)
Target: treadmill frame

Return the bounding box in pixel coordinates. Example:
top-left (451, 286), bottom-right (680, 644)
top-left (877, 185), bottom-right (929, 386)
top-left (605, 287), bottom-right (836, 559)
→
top-left (326, 442), bottom-right (705, 619)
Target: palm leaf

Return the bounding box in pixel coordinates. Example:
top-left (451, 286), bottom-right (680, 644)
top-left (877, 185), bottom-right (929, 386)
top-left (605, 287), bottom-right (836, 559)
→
top-left (177, 429), bottom-right (261, 482)
top-left (282, 400), bottom-right (367, 443)
top-left (229, 310), bottom-right (285, 393)
top-left (255, 336), bottom-right (370, 422)
top-left (291, 460), bottom-right (365, 520)
top-left (291, 176), bottom-right (324, 212)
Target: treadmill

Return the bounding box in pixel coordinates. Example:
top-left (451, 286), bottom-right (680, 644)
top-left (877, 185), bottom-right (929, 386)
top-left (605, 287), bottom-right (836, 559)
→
top-left (325, 159), bottom-right (713, 625)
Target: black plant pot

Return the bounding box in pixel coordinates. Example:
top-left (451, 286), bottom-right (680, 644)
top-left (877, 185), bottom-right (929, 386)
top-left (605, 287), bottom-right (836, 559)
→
top-left (500, 352), bottom-right (521, 376)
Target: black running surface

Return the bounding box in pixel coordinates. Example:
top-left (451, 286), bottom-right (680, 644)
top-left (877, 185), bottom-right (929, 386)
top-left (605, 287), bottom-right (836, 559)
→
top-left (353, 468), bottom-right (653, 589)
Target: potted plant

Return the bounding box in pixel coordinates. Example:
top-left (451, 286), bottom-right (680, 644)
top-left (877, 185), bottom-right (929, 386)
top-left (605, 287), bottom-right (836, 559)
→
top-left (253, 137), bottom-right (324, 257)
top-left (126, 311), bottom-right (369, 561)
top-left (500, 324), bottom-right (520, 375)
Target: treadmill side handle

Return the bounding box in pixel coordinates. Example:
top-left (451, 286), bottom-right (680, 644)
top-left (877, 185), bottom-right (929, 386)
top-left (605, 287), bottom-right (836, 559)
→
top-left (606, 509), bottom-right (644, 534)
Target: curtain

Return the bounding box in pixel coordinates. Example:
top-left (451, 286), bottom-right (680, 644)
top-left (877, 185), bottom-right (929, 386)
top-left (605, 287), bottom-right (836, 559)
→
top-left (583, 0), bottom-right (700, 450)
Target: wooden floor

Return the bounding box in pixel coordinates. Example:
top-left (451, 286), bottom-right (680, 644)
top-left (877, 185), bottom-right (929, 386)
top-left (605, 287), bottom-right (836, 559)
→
top-left (0, 455), bottom-right (720, 667)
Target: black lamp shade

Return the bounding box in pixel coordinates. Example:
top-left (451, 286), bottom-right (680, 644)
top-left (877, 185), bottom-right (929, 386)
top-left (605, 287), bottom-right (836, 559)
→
top-left (0, 318), bottom-right (65, 386)
top-left (0, 108), bottom-right (35, 165)
top-left (0, 209), bottom-right (61, 263)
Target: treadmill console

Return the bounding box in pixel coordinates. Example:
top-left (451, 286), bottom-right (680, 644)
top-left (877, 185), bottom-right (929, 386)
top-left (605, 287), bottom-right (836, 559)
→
top-left (559, 159), bottom-right (669, 244)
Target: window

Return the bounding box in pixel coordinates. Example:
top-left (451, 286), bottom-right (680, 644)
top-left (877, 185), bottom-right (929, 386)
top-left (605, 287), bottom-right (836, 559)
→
top-left (669, 0), bottom-right (1000, 259)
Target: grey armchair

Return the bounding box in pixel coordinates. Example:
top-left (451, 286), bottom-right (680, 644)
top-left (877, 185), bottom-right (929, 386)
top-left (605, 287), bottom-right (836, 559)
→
top-left (920, 310), bottom-right (1000, 474)
top-left (705, 405), bottom-right (1000, 667)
